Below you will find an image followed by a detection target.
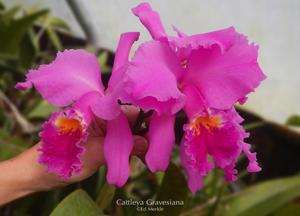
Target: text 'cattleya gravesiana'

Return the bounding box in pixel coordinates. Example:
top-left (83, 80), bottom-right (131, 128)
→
top-left (16, 2), bottom-right (266, 193)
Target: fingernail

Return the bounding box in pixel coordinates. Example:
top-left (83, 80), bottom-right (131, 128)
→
top-left (133, 136), bottom-right (148, 155)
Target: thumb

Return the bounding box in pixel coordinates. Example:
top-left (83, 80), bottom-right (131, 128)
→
top-left (132, 135), bottom-right (148, 159)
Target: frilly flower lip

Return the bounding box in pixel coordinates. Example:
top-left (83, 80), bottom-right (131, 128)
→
top-left (39, 108), bottom-right (88, 179)
top-left (181, 108), bottom-right (261, 193)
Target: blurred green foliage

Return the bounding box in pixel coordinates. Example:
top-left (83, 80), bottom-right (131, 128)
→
top-left (0, 1), bottom-right (69, 163)
top-left (0, 1), bottom-right (300, 216)
top-left (286, 115), bottom-right (300, 127)
top-left (218, 174), bottom-right (300, 216)
top-left (50, 190), bottom-right (104, 216)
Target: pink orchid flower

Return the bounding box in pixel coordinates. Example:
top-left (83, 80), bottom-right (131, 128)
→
top-left (16, 32), bottom-right (140, 186)
top-left (37, 107), bottom-right (89, 179)
top-left (121, 3), bottom-right (266, 192)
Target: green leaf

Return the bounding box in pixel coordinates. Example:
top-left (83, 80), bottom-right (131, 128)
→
top-left (0, 128), bottom-right (30, 160)
top-left (98, 51), bottom-right (111, 74)
top-left (0, 5), bottom-right (20, 24)
top-left (275, 202), bottom-right (300, 216)
top-left (0, 2), bottom-right (5, 10)
top-left (46, 26), bottom-right (63, 50)
top-left (19, 31), bottom-right (38, 68)
top-left (286, 115), bottom-right (300, 127)
top-left (96, 182), bottom-right (116, 210)
top-left (243, 121), bottom-right (265, 131)
top-left (49, 16), bottom-right (70, 31)
top-left (50, 189), bottom-right (104, 216)
top-left (155, 163), bottom-right (188, 216)
top-left (218, 174), bottom-right (300, 216)
top-left (155, 172), bottom-right (165, 185)
top-left (0, 8), bottom-right (48, 55)
top-left (0, 57), bottom-right (25, 74)
top-left (27, 100), bottom-right (58, 119)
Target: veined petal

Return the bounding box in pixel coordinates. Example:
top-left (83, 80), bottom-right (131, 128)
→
top-left (183, 107), bottom-right (261, 184)
top-left (183, 123), bottom-right (214, 176)
top-left (90, 89), bottom-right (121, 121)
top-left (172, 25), bottom-right (187, 38)
top-left (39, 108), bottom-right (89, 179)
top-left (104, 112), bottom-right (134, 187)
top-left (132, 2), bottom-right (166, 40)
top-left (94, 33), bottom-right (140, 120)
top-left (146, 113), bottom-right (175, 172)
top-left (108, 32), bottom-right (140, 90)
top-left (182, 31), bottom-right (266, 110)
top-left (123, 40), bottom-right (185, 115)
top-left (169, 27), bottom-right (238, 56)
top-left (206, 109), bottom-right (246, 168)
top-left (180, 139), bottom-right (204, 193)
top-left (243, 143), bottom-right (262, 172)
top-left (224, 163), bottom-right (238, 182)
top-left (73, 91), bottom-right (103, 124)
top-left (181, 84), bottom-right (207, 119)
top-left (16, 49), bottom-right (104, 107)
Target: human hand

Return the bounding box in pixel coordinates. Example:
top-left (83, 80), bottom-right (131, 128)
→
top-left (0, 106), bottom-right (148, 205)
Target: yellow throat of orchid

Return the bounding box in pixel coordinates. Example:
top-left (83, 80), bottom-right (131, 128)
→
top-left (55, 116), bottom-right (82, 133)
top-left (190, 115), bottom-right (222, 136)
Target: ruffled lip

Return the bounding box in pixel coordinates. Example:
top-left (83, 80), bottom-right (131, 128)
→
top-left (181, 108), bottom-right (261, 192)
top-left (38, 108), bottom-right (89, 179)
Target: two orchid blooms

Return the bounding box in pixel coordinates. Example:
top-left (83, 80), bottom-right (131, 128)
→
top-left (16, 3), bottom-right (266, 193)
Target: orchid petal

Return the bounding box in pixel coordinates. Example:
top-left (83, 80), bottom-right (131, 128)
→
top-left (207, 109), bottom-right (246, 168)
top-left (243, 143), bottom-right (262, 172)
top-left (183, 107), bottom-right (260, 183)
top-left (181, 84), bottom-right (207, 119)
top-left (90, 89), bottom-right (121, 121)
top-left (73, 91), bottom-right (102, 125)
top-left (183, 125), bottom-right (214, 176)
top-left (169, 27), bottom-right (238, 55)
top-left (108, 32), bottom-right (140, 90)
top-left (132, 2), bottom-right (166, 40)
top-left (104, 112), bottom-right (134, 186)
top-left (180, 140), bottom-right (204, 193)
top-left (39, 108), bottom-right (88, 179)
top-left (172, 25), bottom-right (187, 38)
top-left (16, 49), bottom-right (104, 107)
top-left (182, 31), bottom-right (266, 109)
top-left (123, 40), bottom-right (185, 115)
top-left (224, 163), bottom-right (238, 182)
top-left (146, 113), bottom-right (175, 172)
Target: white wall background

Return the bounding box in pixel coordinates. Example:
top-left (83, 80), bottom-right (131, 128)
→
top-left (4, 0), bottom-right (300, 124)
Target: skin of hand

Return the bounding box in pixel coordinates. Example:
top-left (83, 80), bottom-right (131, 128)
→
top-left (0, 106), bottom-right (148, 206)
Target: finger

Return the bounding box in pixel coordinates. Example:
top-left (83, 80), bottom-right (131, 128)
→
top-left (89, 106), bottom-right (140, 135)
top-left (70, 137), bottom-right (105, 182)
top-left (131, 135), bottom-right (148, 160)
top-left (88, 116), bottom-right (106, 137)
top-left (121, 105), bottom-right (140, 126)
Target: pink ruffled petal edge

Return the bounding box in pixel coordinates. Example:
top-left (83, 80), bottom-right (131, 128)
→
top-left (38, 108), bottom-right (89, 179)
